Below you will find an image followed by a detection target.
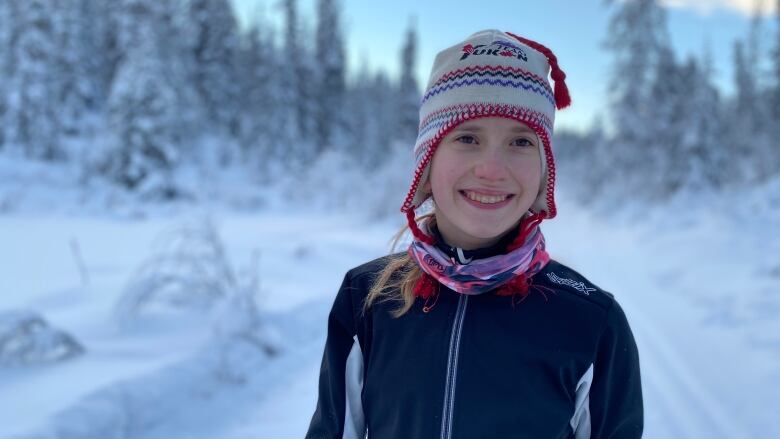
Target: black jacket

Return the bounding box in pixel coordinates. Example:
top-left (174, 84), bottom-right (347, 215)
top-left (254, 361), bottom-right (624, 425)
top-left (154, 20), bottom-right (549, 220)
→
top-left (305, 252), bottom-right (643, 439)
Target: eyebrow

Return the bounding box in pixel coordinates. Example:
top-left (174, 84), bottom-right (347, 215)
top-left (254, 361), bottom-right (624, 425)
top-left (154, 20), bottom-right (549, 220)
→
top-left (453, 124), bottom-right (535, 134)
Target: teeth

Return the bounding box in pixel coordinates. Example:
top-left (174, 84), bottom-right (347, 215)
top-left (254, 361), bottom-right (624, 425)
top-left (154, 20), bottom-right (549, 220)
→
top-left (464, 191), bottom-right (509, 204)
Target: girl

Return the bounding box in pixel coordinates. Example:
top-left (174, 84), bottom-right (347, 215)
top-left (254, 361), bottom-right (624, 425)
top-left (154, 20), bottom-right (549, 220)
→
top-left (306, 29), bottom-right (643, 439)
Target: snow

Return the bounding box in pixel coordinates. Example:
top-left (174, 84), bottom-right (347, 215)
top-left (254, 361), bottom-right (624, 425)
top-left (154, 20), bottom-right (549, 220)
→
top-left (1, 180), bottom-right (778, 438)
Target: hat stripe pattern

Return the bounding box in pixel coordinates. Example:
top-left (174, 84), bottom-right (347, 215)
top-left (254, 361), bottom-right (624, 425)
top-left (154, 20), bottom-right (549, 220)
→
top-left (421, 65), bottom-right (555, 106)
top-left (416, 102), bottom-right (553, 142)
top-left (431, 65), bottom-right (552, 93)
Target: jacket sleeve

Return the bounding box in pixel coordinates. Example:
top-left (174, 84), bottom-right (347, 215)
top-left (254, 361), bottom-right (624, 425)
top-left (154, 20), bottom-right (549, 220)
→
top-left (305, 270), bottom-right (367, 439)
top-left (588, 299), bottom-right (644, 438)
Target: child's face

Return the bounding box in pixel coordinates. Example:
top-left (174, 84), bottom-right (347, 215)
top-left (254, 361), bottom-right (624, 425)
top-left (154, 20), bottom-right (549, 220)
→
top-left (424, 117), bottom-right (542, 250)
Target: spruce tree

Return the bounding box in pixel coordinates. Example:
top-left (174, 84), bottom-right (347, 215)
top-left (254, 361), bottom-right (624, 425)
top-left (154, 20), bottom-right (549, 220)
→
top-left (772, 0), bottom-right (780, 123)
top-left (52, 0), bottom-right (101, 136)
top-left (189, 0), bottom-right (242, 137)
top-left (690, 45), bottom-right (728, 190)
top-left (103, 0), bottom-right (183, 191)
top-left (314, 0), bottom-right (346, 154)
top-left (281, 0), bottom-right (317, 165)
top-left (602, 0), bottom-right (670, 199)
top-left (0, 1), bottom-right (13, 149)
top-left (398, 19), bottom-right (421, 144)
top-left (238, 19), bottom-right (285, 170)
top-left (5, 0), bottom-right (63, 160)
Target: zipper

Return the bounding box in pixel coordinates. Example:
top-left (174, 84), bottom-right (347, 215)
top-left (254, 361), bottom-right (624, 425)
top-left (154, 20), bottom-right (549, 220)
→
top-left (440, 293), bottom-right (469, 439)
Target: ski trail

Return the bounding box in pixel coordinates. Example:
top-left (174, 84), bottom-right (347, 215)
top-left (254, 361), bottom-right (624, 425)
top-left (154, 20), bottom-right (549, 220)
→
top-left (621, 296), bottom-right (751, 439)
top-left (222, 354), bottom-right (321, 438)
top-left (545, 207), bottom-right (752, 438)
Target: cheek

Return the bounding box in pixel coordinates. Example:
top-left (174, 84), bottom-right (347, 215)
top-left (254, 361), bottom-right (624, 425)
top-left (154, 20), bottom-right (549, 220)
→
top-left (429, 169), bottom-right (453, 197)
top-left (513, 157), bottom-right (543, 188)
top-left (428, 152), bottom-right (462, 194)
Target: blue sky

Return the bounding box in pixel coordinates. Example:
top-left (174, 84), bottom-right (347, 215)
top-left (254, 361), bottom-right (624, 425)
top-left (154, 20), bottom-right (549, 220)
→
top-left (231, 0), bottom-right (777, 133)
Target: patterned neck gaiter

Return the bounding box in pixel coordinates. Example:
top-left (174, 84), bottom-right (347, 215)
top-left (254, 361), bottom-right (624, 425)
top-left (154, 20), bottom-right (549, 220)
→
top-left (407, 217), bottom-right (550, 295)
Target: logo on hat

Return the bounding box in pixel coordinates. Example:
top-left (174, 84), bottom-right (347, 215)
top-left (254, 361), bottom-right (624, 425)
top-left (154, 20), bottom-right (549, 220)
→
top-left (460, 39), bottom-right (529, 62)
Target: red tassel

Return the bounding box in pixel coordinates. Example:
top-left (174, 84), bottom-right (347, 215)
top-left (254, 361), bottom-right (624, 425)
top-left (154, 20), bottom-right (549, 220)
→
top-left (414, 272), bottom-right (440, 312)
top-left (505, 32), bottom-right (571, 110)
top-left (406, 209), bottom-right (437, 245)
top-left (496, 275), bottom-right (530, 298)
top-left (414, 272), bottom-right (438, 299)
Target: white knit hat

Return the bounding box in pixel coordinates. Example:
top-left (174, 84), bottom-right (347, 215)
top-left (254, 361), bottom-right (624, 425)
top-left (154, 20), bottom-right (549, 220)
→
top-left (401, 29), bottom-right (571, 238)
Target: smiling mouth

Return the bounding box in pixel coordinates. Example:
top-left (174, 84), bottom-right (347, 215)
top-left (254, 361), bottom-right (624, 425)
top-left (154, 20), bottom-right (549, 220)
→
top-left (459, 190), bottom-right (515, 205)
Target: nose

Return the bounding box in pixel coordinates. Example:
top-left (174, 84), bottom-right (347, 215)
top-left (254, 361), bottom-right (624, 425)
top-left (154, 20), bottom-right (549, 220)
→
top-left (473, 147), bottom-right (508, 180)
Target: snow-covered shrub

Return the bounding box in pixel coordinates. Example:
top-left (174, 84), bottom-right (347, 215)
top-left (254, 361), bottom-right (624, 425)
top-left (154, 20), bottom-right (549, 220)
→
top-left (0, 310), bottom-right (84, 366)
top-left (114, 217), bottom-right (257, 323)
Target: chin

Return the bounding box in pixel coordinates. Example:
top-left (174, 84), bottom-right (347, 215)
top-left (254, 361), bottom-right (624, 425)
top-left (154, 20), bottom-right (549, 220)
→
top-left (461, 223), bottom-right (515, 240)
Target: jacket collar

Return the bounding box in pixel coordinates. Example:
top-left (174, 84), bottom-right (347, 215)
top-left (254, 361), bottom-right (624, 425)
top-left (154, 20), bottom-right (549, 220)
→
top-left (430, 222), bottom-right (520, 264)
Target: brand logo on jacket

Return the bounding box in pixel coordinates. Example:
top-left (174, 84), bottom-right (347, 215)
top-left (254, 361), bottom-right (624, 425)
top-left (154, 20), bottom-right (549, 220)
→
top-left (460, 40), bottom-right (529, 61)
top-left (546, 272), bottom-right (596, 295)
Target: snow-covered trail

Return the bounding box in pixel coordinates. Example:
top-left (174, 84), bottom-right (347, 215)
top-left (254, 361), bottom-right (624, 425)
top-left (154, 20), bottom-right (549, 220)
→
top-left (546, 190), bottom-right (779, 437)
top-left (2, 198), bottom-right (777, 438)
top-left (236, 200), bottom-right (778, 437)
top-left (543, 208), bottom-right (756, 439)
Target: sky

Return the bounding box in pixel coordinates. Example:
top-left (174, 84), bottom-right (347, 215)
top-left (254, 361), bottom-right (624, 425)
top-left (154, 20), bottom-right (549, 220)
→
top-left (231, 0), bottom-right (778, 133)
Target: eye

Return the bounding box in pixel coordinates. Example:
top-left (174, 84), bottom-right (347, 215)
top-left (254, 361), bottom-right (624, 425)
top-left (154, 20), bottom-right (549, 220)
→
top-left (511, 137), bottom-right (535, 148)
top-left (454, 135), bottom-right (477, 145)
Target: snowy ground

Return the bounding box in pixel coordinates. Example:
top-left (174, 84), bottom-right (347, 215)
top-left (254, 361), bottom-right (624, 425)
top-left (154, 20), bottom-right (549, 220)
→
top-left (1, 188), bottom-right (778, 438)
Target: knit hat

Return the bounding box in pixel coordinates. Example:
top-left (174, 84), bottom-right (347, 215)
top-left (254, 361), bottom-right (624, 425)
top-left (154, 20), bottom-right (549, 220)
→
top-left (400, 29), bottom-right (571, 244)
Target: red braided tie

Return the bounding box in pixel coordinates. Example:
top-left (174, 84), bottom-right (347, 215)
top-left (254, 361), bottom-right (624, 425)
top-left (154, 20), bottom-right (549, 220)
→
top-left (505, 32), bottom-right (571, 110)
top-left (406, 209), bottom-right (437, 245)
top-left (506, 211), bottom-right (547, 252)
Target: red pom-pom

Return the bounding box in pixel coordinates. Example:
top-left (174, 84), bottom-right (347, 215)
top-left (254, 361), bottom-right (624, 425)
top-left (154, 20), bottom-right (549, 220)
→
top-left (414, 272), bottom-right (438, 299)
top-left (552, 73), bottom-right (571, 110)
top-left (496, 275), bottom-right (530, 297)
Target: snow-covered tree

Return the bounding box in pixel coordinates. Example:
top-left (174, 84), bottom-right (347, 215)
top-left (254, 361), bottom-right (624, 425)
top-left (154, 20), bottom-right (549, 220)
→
top-left (0, 1), bottom-right (14, 149)
top-left (730, 41), bottom-right (756, 181)
top-left (344, 55), bottom-right (372, 163)
top-left (314, 0), bottom-right (346, 154)
top-left (602, 0), bottom-right (670, 198)
top-left (364, 71), bottom-right (397, 167)
top-left (731, 39), bottom-right (773, 183)
top-left (237, 18), bottom-right (285, 170)
top-left (645, 46), bottom-right (686, 197)
top-left (686, 46), bottom-right (728, 190)
top-left (101, 0), bottom-right (185, 191)
top-left (81, 0), bottom-right (115, 106)
top-left (281, 0), bottom-right (317, 163)
top-left (0, 3), bottom-right (11, 75)
top-left (157, 1), bottom-right (204, 143)
top-left (189, 0), bottom-right (242, 137)
top-left (671, 55), bottom-right (726, 192)
top-left (603, 0), bottom-right (669, 142)
top-left (4, 0), bottom-right (63, 160)
top-left (772, 0), bottom-right (780, 123)
top-left (51, 0), bottom-right (102, 136)
top-left (397, 19), bottom-right (421, 143)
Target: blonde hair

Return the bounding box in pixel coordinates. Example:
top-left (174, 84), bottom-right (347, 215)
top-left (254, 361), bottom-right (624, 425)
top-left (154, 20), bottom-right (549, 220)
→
top-left (363, 212), bottom-right (435, 318)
